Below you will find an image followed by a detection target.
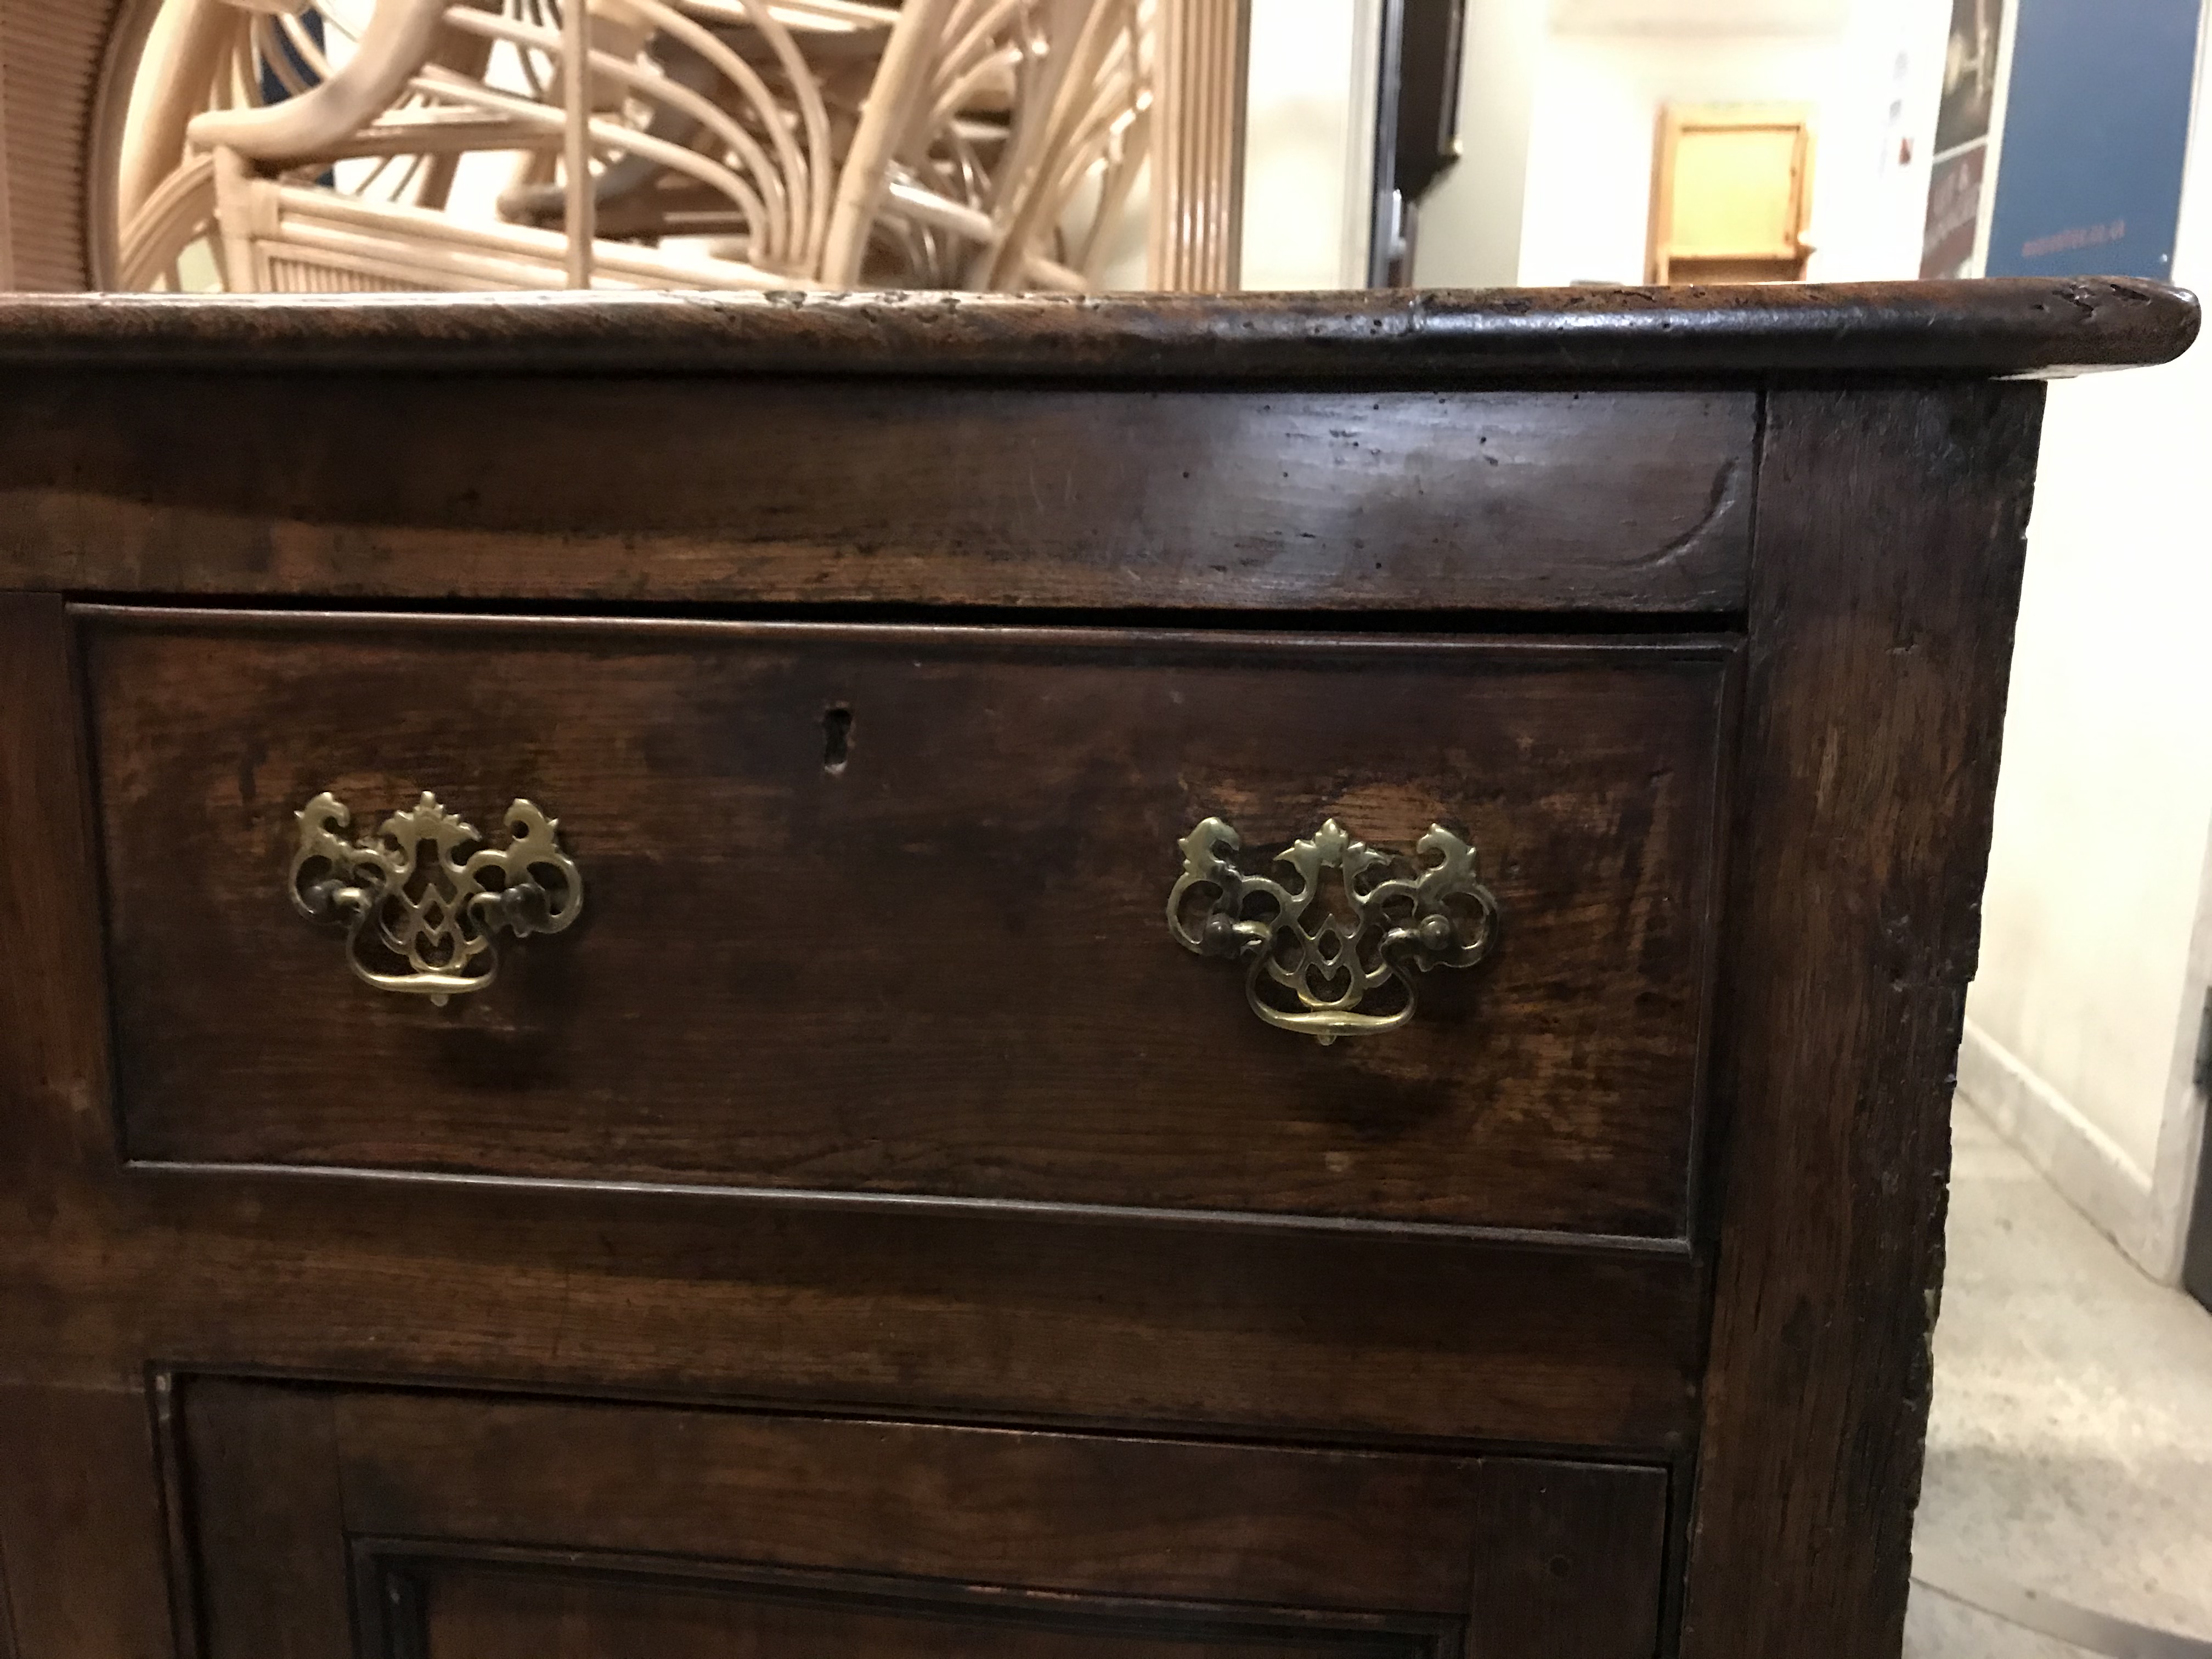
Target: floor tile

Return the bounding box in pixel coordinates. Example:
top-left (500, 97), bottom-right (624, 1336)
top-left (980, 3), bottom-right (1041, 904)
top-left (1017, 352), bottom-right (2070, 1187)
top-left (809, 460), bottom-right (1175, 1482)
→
top-left (1910, 1097), bottom-right (2212, 1647)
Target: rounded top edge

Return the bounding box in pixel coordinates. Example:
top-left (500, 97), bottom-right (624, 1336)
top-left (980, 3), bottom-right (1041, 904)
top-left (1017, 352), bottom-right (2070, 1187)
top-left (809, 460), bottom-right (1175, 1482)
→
top-left (0, 278), bottom-right (2194, 381)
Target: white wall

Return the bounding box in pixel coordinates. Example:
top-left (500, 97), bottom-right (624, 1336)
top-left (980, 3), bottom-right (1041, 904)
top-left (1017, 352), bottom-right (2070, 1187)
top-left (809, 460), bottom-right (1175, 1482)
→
top-left (1252, 0), bottom-right (1945, 291)
top-left (1518, 31), bottom-right (1825, 284)
top-left (1818, 0), bottom-right (1953, 279)
top-left (1240, 0), bottom-right (1380, 290)
top-left (1960, 14), bottom-right (2212, 1280)
top-left (1513, 0), bottom-right (1943, 285)
top-left (1409, 0), bottom-right (1545, 287)
top-left (1551, 0), bottom-right (1848, 26)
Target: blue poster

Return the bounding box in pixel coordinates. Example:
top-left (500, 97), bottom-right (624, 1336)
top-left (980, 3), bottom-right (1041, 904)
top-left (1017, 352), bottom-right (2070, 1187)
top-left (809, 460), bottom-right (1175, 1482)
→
top-left (1985, 0), bottom-right (2205, 279)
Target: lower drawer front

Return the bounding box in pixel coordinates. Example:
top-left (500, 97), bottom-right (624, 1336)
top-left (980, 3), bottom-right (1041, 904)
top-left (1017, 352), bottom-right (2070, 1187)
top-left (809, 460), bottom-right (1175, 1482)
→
top-left (87, 611), bottom-right (1733, 1240)
top-left (184, 1379), bottom-right (1671, 1659)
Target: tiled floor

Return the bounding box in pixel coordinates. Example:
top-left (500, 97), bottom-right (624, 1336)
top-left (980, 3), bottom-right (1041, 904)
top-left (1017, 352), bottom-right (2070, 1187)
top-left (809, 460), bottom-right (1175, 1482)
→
top-left (1903, 1098), bottom-right (2212, 1656)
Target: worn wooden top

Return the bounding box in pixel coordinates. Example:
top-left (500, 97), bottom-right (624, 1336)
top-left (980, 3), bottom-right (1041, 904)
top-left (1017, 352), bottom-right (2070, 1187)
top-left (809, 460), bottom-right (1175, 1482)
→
top-left (0, 278), bottom-right (2194, 380)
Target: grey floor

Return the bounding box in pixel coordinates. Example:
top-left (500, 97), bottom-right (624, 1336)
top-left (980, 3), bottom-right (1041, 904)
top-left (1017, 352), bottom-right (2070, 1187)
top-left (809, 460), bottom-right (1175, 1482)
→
top-left (1903, 1098), bottom-right (2212, 1656)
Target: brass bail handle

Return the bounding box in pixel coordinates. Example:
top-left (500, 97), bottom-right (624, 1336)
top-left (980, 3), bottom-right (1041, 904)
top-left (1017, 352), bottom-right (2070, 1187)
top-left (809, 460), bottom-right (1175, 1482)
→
top-left (1168, 816), bottom-right (1499, 1042)
top-left (290, 791), bottom-right (584, 1005)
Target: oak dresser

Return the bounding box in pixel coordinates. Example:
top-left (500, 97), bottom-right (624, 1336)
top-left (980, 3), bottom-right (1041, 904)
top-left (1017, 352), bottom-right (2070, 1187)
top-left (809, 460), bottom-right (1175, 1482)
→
top-left (0, 281), bottom-right (2196, 1659)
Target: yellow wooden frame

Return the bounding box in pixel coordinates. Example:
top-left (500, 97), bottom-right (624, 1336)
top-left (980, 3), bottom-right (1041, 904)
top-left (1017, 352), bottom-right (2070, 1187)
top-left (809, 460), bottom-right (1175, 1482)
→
top-left (1646, 101), bottom-right (1815, 285)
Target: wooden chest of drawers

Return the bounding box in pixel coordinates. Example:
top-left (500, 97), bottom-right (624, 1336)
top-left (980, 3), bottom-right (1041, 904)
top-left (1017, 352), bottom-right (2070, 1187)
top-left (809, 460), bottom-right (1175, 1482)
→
top-left (0, 281), bottom-right (2194, 1659)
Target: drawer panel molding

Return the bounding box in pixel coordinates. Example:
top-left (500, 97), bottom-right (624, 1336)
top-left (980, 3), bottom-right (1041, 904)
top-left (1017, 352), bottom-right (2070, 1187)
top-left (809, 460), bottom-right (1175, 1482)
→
top-left (176, 1377), bottom-right (1673, 1659)
top-left (84, 609), bottom-right (1736, 1245)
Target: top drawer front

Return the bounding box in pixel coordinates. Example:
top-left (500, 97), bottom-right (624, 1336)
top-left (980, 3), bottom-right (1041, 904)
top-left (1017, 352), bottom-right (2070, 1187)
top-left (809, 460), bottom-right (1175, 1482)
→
top-left (0, 380), bottom-right (1751, 611)
top-left (88, 613), bottom-right (1733, 1243)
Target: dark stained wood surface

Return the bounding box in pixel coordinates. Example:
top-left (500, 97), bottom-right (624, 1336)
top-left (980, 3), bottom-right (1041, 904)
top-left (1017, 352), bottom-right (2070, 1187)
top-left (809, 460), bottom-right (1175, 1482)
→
top-left (0, 598), bottom-right (178, 1659)
top-left (0, 279), bottom-right (2193, 380)
top-left (182, 1381), bottom-right (351, 1659)
top-left (0, 286), bottom-right (2165, 1659)
top-left (88, 613), bottom-right (1733, 1243)
top-left (2187, 1106), bottom-right (2212, 1310)
top-left (1468, 1459), bottom-right (1669, 1658)
top-left (5, 594), bottom-right (1702, 1461)
top-left (0, 379), bottom-right (1752, 611)
top-left (12, 1171), bottom-right (1703, 1448)
top-left (2, 582), bottom-right (1703, 1462)
top-left (408, 1568), bottom-right (1448, 1659)
top-left (0, 1382), bottom-right (178, 1659)
top-left (1678, 383), bottom-right (2046, 1655)
top-left (330, 1390), bottom-right (1487, 1605)
top-left (179, 1378), bottom-right (1671, 1659)
top-left (0, 592), bottom-right (117, 1198)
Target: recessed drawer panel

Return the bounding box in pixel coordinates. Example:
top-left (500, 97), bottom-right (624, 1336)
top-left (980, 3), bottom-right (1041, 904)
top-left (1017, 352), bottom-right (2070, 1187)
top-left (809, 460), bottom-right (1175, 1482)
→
top-left (184, 1378), bottom-right (1672, 1659)
top-left (86, 611), bottom-right (1734, 1242)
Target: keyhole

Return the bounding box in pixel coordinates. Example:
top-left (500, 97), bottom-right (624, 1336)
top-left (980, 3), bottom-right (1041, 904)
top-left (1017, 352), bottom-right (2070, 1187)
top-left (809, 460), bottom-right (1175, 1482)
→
top-left (822, 704), bottom-right (854, 773)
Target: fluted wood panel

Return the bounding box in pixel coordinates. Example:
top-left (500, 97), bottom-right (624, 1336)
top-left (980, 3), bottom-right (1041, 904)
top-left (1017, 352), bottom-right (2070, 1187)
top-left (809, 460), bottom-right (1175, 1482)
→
top-left (1146, 0), bottom-right (1248, 292)
top-left (0, 0), bottom-right (121, 289)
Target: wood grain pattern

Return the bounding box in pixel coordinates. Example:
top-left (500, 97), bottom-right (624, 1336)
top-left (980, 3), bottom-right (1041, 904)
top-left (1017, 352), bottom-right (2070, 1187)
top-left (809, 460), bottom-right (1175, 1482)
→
top-left (0, 592), bottom-right (118, 1193)
top-left (1, 585), bottom-right (1706, 1480)
top-left (9, 595), bottom-right (1702, 1459)
top-left (0, 1382), bottom-right (177, 1659)
top-left (1469, 1459), bottom-right (1669, 1659)
top-left (0, 595), bottom-right (146, 1659)
top-left (178, 1378), bottom-right (1671, 1659)
top-left (0, 1525), bottom-right (16, 1659)
top-left (0, 380), bottom-right (1753, 611)
top-left (407, 1565), bottom-right (1445, 1659)
top-left (183, 1380), bottom-right (351, 1659)
top-left (0, 602), bottom-right (174, 1658)
top-left (0, 280), bottom-right (2193, 379)
top-left (88, 615), bottom-right (1733, 1242)
top-left (331, 1391), bottom-right (1486, 1607)
top-left (5, 1170), bottom-right (1702, 1451)
top-left (1678, 383), bottom-right (2046, 1655)
top-left (0, 287), bottom-right (2171, 1659)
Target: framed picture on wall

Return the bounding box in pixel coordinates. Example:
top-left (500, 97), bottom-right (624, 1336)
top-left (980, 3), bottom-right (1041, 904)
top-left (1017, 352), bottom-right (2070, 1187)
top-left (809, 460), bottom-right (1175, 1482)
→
top-left (1921, 143), bottom-right (1988, 278)
top-left (1936, 0), bottom-right (2005, 154)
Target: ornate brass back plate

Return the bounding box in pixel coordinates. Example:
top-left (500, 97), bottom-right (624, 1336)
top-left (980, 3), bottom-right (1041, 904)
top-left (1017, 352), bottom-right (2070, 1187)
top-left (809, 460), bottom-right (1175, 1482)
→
top-left (290, 791), bottom-right (583, 1003)
top-left (1168, 816), bottom-right (1500, 1043)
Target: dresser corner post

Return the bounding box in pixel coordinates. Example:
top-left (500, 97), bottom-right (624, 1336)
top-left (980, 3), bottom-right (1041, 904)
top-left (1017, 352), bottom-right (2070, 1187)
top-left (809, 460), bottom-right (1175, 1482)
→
top-left (0, 592), bottom-right (178, 1657)
top-left (0, 1504), bottom-right (17, 1659)
top-left (1677, 380), bottom-right (2047, 1657)
top-left (0, 590), bottom-right (121, 1176)
top-left (0, 1378), bottom-right (183, 1659)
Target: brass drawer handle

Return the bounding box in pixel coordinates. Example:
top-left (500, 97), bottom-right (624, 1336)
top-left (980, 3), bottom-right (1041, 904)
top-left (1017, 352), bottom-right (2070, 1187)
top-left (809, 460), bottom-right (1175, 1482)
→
top-left (1169, 817), bottom-right (1498, 1043)
top-left (290, 791), bottom-right (583, 1004)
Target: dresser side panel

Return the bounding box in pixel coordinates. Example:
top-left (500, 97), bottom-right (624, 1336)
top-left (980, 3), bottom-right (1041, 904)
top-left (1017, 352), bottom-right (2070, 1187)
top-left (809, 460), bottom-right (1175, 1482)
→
top-left (1680, 382), bottom-right (2045, 1655)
